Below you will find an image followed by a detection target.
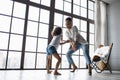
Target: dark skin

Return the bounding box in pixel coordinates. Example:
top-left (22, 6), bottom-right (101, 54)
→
top-left (61, 20), bottom-right (77, 72)
top-left (47, 27), bottom-right (66, 75)
top-left (63, 20), bottom-right (77, 51)
top-left (64, 20), bottom-right (92, 75)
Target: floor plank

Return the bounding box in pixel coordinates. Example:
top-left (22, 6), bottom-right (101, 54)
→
top-left (0, 70), bottom-right (120, 80)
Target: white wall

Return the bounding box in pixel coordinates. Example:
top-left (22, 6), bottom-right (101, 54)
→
top-left (108, 0), bottom-right (120, 71)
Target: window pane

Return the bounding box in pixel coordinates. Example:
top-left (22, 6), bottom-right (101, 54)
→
top-left (89, 33), bottom-right (94, 44)
top-left (24, 53), bottom-right (35, 68)
top-left (7, 52), bottom-right (21, 68)
top-left (25, 37), bottom-right (37, 52)
top-left (80, 49), bottom-right (83, 55)
top-left (73, 0), bottom-right (80, 5)
top-left (81, 7), bottom-right (87, 18)
top-left (73, 5), bottom-right (80, 16)
top-left (81, 20), bottom-right (87, 32)
top-left (80, 32), bottom-right (87, 40)
top-left (89, 10), bottom-right (94, 20)
top-left (40, 9), bottom-right (50, 24)
top-left (80, 56), bottom-right (86, 68)
top-left (11, 18), bottom-right (24, 34)
top-left (0, 33), bottom-right (9, 50)
top-left (65, 0), bottom-right (72, 2)
top-left (73, 18), bottom-right (80, 30)
top-left (90, 23), bottom-right (95, 33)
top-left (81, 0), bottom-right (87, 8)
top-left (0, 0), bottom-right (13, 15)
top-left (9, 34), bottom-right (23, 51)
top-left (30, 0), bottom-right (41, 4)
top-left (38, 38), bottom-right (48, 52)
top-left (61, 55), bottom-right (69, 68)
top-left (62, 28), bottom-right (68, 40)
top-left (0, 51), bottom-right (7, 69)
top-left (57, 45), bottom-right (62, 54)
top-left (36, 54), bottom-right (46, 68)
top-left (55, 0), bottom-right (63, 11)
top-left (28, 6), bottom-right (39, 21)
top-left (13, 2), bottom-right (26, 18)
top-left (73, 50), bottom-right (79, 55)
top-left (89, 1), bottom-right (94, 10)
top-left (89, 45), bottom-right (95, 57)
top-left (63, 15), bottom-right (69, 27)
top-left (41, 0), bottom-right (50, 7)
top-left (54, 13), bottom-right (63, 27)
top-left (64, 1), bottom-right (71, 13)
top-left (62, 43), bottom-right (70, 54)
top-left (27, 21), bottom-right (38, 36)
top-left (39, 23), bottom-right (49, 38)
top-left (0, 15), bottom-right (11, 32)
top-left (72, 56), bottom-right (79, 67)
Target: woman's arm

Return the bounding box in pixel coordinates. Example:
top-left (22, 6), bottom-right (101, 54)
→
top-left (71, 26), bottom-right (78, 51)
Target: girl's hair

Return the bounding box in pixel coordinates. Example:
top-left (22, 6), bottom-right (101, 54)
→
top-left (53, 27), bottom-right (62, 36)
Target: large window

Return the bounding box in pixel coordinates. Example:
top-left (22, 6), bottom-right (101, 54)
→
top-left (0, 0), bottom-right (95, 69)
top-left (0, 1), bottom-right (26, 69)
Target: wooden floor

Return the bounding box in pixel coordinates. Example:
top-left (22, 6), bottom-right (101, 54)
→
top-left (0, 69), bottom-right (120, 80)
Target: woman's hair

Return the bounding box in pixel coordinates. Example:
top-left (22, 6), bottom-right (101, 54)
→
top-left (53, 27), bottom-right (62, 36)
top-left (66, 17), bottom-right (72, 22)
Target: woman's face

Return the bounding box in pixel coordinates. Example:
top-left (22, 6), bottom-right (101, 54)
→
top-left (65, 20), bottom-right (72, 29)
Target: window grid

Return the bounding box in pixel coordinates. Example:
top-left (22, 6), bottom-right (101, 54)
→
top-left (0, 0), bottom-right (95, 70)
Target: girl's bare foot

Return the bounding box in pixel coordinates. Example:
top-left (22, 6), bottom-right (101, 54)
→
top-left (47, 71), bottom-right (52, 74)
top-left (54, 72), bottom-right (61, 75)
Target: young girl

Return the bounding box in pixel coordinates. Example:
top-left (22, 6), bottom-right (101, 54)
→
top-left (46, 27), bottom-right (64, 75)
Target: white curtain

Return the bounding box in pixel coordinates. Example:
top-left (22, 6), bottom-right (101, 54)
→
top-left (95, 0), bottom-right (108, 49)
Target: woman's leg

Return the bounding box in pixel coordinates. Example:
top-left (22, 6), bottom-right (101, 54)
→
top-left (81, 44), bottom-right (92, 75)
top-left (66, 48), bottom-right (77, 72)
top-left (66, 43), bottom-right (82, 72)
top-left (53, 53), bottom-right (61, 75)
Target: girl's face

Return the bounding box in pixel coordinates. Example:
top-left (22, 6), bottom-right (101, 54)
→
top-left (65, 20), bottom-right (72, 29)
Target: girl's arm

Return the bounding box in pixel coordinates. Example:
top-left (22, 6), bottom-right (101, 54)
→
top-left (51, 29), bottom-right (54, 37)
top-left (60, 40), bottom-right (70, 45)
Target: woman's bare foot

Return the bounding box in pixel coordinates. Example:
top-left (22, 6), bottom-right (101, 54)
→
top-left (47, 71), bottom-right (52, 74)
top-left (54, 72), bottom-right (61, 75)
top-left (71, 66), bottom-right (77, 72)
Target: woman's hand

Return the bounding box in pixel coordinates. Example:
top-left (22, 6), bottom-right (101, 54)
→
top-left (71, 41), bottom-right (77, 51)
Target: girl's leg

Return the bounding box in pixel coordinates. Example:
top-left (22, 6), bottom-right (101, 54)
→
top-left (53, 53), bottom-right (61, 75)
top-left (47, 55), bottom-right (52, 74)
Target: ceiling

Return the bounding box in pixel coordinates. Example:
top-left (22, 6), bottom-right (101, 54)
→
top-left (102, 0), bottom-right (117, 3)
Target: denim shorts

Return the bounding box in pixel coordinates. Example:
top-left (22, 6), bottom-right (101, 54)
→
top-left (46, 46), bottom-right (57, 55)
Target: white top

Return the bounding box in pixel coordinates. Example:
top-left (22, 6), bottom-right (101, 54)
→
top-left (65, 26), bottom-right (88, 44)
top-left (49, 35), bottom-right (61, 49)
top-left (94, 46), bottom-right (110, 58)
top-left (92, 46), bottom-right (110, 63)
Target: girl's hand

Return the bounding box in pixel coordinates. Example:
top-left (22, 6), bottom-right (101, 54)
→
top-left (60, 40), bottom-right (70, 45)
